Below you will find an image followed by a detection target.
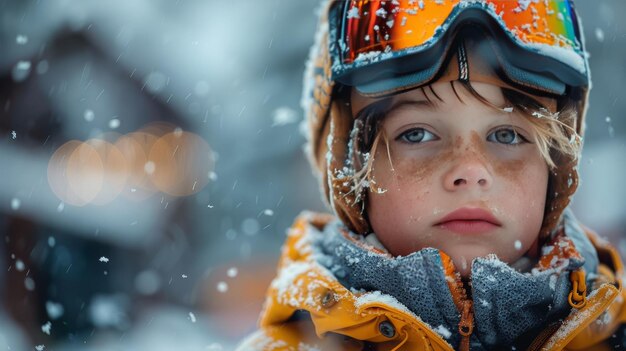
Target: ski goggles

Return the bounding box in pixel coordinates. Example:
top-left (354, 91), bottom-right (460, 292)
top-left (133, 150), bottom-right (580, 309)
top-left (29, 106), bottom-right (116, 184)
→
top-left (329, 0), bottom-right (589, 96)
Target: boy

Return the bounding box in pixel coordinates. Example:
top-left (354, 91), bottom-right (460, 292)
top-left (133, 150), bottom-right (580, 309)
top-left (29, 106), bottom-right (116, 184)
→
top-left (239, 1), bottom-right (626, 350)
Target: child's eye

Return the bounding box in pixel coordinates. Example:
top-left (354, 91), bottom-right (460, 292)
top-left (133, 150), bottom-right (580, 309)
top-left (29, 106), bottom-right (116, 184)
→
top-left (487, 128), bottom-right (527, 145)
top-left (397, 128), bottom-right (437, 144)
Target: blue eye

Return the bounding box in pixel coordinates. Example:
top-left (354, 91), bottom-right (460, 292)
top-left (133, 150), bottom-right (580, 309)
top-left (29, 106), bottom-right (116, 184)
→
top-left (487, 128), bottom-right (526, 145)
top-left (398, 128), bottom-right (437, 144)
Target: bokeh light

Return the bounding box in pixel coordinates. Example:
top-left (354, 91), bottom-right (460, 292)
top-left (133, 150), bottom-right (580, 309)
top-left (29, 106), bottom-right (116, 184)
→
top-left (47, 124), bottom-right (214, 205)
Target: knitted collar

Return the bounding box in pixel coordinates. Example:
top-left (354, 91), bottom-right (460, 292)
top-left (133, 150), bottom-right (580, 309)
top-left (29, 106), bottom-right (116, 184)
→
top-left (312, 209), bottom-right (598, 350)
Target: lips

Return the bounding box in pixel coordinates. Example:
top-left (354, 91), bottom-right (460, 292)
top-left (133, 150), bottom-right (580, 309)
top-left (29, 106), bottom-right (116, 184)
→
top-left (435, 207), bottom-right (502, 234)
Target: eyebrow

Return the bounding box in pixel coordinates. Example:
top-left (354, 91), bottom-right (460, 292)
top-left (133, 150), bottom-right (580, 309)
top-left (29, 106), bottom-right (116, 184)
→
top-left (385, 99), bottom-right (436, 117)
top-left (354, 98), bottom-right (435, 122)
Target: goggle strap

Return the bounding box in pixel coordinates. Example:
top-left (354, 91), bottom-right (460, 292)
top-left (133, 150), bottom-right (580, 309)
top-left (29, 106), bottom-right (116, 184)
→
top-left (457, 41), bottom-right (469, 82)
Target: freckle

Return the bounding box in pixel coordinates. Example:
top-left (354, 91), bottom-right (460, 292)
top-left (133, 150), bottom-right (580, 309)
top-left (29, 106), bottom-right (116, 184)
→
top-left (469, 131), bottom-right (526, 181)
top-left (455, 135), bottom-right (463, 149)
top-left (392, 153), bottom-right (441, 183)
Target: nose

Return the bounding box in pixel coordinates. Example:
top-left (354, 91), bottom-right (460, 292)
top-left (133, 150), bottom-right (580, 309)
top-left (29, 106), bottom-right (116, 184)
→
top-left (443, 153), bottom-right (493, 191)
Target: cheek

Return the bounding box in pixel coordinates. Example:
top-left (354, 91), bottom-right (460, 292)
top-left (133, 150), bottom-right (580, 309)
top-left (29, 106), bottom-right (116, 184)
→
top-left (494, 151), bottom-right (549, 231)
top-left (368, 142), bottom-right (439, 208)
top-left (366, 145), bottom-right (439, 247)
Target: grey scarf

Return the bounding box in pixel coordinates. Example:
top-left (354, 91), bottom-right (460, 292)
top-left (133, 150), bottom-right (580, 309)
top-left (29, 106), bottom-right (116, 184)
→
top-left (312, 209), bottom-right (598, 350)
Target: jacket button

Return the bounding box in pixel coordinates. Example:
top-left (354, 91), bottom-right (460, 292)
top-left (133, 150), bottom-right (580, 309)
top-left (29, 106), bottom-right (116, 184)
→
top-left (379, 320), bottom-right (395, 338)
top-left (321, 290), bottom-right (336, 308)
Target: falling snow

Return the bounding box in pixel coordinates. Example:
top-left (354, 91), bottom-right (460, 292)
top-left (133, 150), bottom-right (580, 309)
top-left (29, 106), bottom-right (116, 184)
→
top-left (217, 281), bottom-right (228, 293)
top-left (595, 28), bottom-right (605, 42)
top-left (46, 301), bottom-right (64, 320)
top-left (15, 259), bottom-right (25, 271)
top-left (12, 60), bottom-right (31, 82)
top-left (16, 34), bottom-right (28, 44)
top-left (272, 107), bottom-right (298, 126)
top-left (24, 277), bottom-right (35, 291)
top-left (144, 161), bottom-right (156, 175)
top-left (84, 109), bottom-right (95, 122)
top-left (99, 256), bottom-right (110, 263)
top-left (109, 118), bottom-right (121, 129)
top-left (10, 197), bottom-right (20, 210)
top-left (41, 321), bottom-right (52, 335)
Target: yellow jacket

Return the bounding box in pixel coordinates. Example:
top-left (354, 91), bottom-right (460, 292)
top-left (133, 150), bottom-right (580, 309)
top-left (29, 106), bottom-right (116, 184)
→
top-left (239, 212), bottom-right (626, 351)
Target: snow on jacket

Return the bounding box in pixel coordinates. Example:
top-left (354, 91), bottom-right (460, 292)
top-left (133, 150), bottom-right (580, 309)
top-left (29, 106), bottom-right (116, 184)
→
top-left (238, 212), bottom-right (626, 350)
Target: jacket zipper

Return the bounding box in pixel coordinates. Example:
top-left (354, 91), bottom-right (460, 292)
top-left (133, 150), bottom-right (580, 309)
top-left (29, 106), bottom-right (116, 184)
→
top-left (458, 299), bottom-right (474, 351)
top-left (447, 266), bottom-right (474, 350)
top-left (440, 253), bottom-right (474, 350)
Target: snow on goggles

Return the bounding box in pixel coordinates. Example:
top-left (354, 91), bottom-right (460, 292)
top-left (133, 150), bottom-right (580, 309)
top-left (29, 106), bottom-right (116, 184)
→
top-left (329, 0), bottom-right (589, 95)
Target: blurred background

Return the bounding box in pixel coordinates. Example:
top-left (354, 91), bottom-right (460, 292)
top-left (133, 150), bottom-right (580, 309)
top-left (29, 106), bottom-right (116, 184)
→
top-left (0, 0), bottom-right (624, 350)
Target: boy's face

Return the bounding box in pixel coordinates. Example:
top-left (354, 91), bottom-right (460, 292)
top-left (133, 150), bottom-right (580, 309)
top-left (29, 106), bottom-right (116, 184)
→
top-left (351, 81), bottom-right (550, 276)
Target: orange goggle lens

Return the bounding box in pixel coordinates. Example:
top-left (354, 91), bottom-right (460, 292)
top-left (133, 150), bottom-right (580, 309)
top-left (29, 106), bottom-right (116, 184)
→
top-left (339, 0), bottom-right (583, 66)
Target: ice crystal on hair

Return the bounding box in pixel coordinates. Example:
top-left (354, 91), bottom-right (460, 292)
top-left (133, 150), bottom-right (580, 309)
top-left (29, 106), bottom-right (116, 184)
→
top-left (334, 121), bottom-right (385, 207)
top-left (531, 108), bottom-right (559, 120)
